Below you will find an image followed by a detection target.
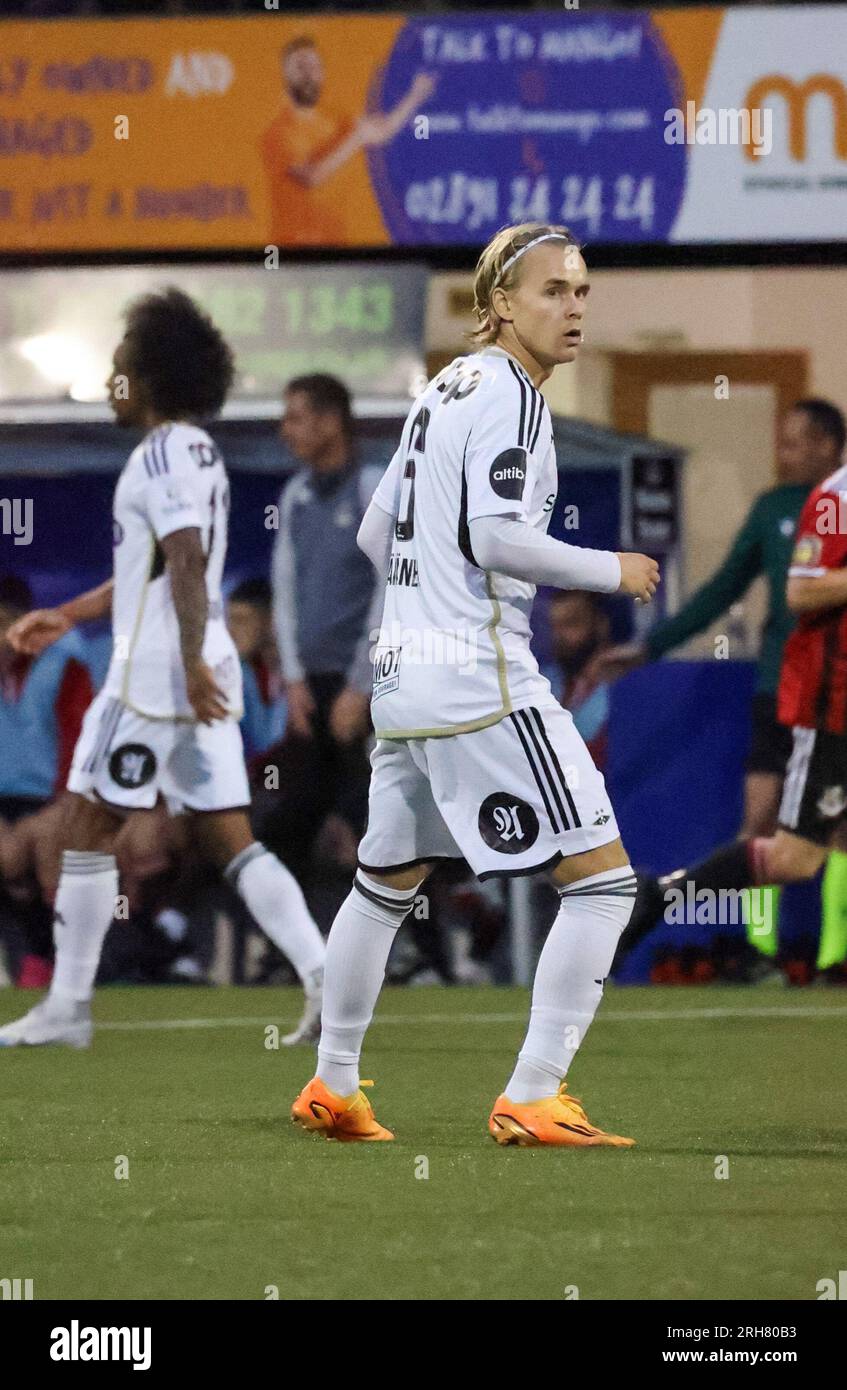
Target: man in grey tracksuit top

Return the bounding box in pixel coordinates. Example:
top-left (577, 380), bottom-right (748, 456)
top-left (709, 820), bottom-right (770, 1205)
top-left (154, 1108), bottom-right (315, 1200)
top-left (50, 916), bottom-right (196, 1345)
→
top-left (261, 374), bottom-right (383, 889)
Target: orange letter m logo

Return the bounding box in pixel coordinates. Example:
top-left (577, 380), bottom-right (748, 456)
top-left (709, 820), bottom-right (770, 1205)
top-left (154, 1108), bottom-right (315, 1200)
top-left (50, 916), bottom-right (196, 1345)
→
top-left (744, 73), bottom-right (847, 161)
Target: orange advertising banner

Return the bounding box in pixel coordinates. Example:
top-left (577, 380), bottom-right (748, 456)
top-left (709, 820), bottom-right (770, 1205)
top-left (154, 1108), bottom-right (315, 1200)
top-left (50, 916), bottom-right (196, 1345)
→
top-left (0, 14), bottom-right (404, 252)
top-left (1, 8), bottom-right (846, 252)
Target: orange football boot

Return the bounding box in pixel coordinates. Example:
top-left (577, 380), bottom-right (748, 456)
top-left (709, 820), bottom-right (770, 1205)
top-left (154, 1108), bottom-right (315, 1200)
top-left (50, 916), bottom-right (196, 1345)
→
top-left (291, 1077), bottom-right (394, 1142)
top-left (488, 1081), bottom-right (635, 1148)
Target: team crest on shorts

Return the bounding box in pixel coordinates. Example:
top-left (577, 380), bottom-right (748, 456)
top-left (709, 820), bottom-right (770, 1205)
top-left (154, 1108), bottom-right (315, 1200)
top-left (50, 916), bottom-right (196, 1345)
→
top-left (478, 793), bottom-right (539, 853)
top-left (109, 743), bottom-right (157, 789)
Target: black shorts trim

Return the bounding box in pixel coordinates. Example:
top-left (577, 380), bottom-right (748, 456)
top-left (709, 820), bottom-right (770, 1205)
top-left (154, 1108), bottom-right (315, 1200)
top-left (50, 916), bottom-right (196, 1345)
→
top-left (477, 850), bottom-right (563, 882)
top-left (357, 854), bottom-right (462, 876)
top-left (509, 710), bottom-right (561, 831)
top-left (88, 788), bottom-right (132, 818)
top-left (746, 692), bottom-right (793, 777)
top-left (508, 707), bottom-right (581, 832)
top-left (778, 725), bottom-right (847, 846)
top-left (528, 707), bottom-right (581, 828)
top-left (775, 819), bottom-right (832, 848)
top-left (83, 696), bottom-right (122, 774)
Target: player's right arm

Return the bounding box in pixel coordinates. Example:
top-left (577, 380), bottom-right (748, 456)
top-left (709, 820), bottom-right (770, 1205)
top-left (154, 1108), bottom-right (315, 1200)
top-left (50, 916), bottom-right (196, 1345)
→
top-left (352, 448), bottom-right (404, 697)
top-left (357, 445), bottom-right (403, 569)
top-left (6, 579), bottom-right (114, 656)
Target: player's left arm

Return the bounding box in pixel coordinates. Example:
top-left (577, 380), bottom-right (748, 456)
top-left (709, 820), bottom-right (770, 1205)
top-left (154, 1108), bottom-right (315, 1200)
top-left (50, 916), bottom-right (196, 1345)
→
top-left (787, 568), bottom-right (847, 613)
top-left (159, 527), bottom-right (227, 725)
top-left (139, 452), bottom-right (227, 725)
top-left (374, 72), bottom-right (437, 143)
top-left (356, 451), bottom-right (401, 570)
top-left (295, 73), bottom-right (435, 188)
top-left (463, 386), bottom-right (636, 594)
top-left (786, 489), bottom-right (847, 614)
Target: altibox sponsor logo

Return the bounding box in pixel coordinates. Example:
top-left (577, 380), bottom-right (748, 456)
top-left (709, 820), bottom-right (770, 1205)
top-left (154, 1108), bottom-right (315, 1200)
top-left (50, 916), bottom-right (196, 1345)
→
top-left (50, 1320), bottom-right (151, 1372)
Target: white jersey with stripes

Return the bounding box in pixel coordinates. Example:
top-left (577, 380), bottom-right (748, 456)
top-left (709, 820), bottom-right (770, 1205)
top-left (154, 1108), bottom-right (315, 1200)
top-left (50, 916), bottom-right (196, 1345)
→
top-left (370, 345), bottom-right (558, 738)
top-left (102, 421), bottom-right (242, 720)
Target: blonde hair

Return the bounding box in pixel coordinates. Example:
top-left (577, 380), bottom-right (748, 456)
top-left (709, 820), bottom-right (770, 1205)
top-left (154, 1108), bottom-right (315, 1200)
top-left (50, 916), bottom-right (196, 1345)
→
top-left (468, 222), bottom-right (579, 346)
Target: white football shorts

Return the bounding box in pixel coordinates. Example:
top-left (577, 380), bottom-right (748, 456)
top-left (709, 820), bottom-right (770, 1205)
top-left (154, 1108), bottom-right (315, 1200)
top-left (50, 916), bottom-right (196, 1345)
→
top-left (357, 695), bottom-right (620, 880)
top-left (67, 690), bottom-right (251, 814)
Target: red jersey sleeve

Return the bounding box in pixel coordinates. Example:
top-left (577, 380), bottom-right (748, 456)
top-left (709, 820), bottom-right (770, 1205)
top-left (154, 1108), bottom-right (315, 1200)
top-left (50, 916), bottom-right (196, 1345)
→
top-left (788, 485), bottom-right (847, 577)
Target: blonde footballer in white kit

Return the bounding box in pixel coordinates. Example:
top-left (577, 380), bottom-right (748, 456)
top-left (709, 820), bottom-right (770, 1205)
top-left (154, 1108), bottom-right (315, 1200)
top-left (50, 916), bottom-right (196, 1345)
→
top-left (292, 223), bottom-right (660, 1146)
top-left (0, 290), bottom-right (325, 1050)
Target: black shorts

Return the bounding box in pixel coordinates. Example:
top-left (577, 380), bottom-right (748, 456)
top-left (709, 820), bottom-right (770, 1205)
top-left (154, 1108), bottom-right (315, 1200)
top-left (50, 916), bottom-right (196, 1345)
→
top-left (747, 692), bottom-right (794, 777)
top-left (777, 726), bottom-right (847, 846)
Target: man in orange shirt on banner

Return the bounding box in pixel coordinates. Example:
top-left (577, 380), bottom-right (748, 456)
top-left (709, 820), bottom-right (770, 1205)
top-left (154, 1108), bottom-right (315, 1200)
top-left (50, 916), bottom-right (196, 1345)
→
top-left (260, 36), bottom-right (434, 247)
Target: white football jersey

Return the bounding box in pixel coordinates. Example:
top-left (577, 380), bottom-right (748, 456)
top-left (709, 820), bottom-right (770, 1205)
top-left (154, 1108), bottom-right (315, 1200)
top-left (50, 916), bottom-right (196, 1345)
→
top-left (370, 345), bottom-right (558, 738)
top-left (102, 422), bottom-right (242, 720)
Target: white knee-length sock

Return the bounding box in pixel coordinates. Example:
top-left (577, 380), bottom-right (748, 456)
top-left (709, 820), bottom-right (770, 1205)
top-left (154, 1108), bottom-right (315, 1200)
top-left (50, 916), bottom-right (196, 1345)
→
top-left (48, 850), bottom-right (120, 1007)
top-left (317, 870), bottom-right (420, 1096)
top-left (225, 843), bottom-right (325, 989)
top-left (504, 866), bottom-right (637, 1102)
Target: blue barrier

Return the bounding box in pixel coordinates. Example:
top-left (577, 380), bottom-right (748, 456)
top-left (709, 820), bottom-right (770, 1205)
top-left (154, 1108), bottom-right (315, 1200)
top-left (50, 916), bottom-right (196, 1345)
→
top-left (609, 661), bottom-right (751, 981)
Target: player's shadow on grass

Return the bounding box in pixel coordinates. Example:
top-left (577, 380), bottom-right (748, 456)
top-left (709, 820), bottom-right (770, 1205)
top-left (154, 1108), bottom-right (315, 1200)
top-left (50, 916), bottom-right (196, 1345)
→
top-left (645, 1139), bottom-right (845, 1159)
top-left (183, 1115), bottom-right (289, 1136)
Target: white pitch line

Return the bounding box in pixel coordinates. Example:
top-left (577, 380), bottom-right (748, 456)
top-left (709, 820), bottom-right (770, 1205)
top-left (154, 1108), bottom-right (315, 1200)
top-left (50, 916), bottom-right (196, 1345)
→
top-left (89, 1003), bottom-right (847, 1034)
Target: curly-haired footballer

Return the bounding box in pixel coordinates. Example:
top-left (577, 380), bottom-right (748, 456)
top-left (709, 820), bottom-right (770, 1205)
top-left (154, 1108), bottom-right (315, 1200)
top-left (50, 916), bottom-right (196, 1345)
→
top-left (0, 289), bottom-right (324, 1049)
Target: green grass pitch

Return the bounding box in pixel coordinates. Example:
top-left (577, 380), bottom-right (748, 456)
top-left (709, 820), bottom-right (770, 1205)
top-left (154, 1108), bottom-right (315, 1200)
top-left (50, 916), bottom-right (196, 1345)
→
top-left (1, 984), bottom-right (844, 1301)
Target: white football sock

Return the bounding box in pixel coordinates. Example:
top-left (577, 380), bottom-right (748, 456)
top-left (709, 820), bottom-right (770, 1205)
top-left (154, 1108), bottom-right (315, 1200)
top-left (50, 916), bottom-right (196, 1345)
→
top-left (505, 866), bottom-right (637, 1103)
top-left (48, 850), bottom-right (120, 1007)
top-left (317, 870), bottom-right (420, 1096)
top-left (225, 843), bottom-right (325, 986)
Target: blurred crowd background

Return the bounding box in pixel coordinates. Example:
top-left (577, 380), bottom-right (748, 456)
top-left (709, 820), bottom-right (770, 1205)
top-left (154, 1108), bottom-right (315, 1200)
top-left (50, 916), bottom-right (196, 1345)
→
top-left (0, 371), bottom-right (630, 991)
